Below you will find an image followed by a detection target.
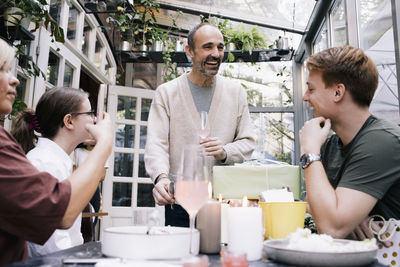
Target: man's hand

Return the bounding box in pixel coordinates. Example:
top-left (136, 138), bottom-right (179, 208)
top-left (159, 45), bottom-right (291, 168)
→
top-left (348, 217), bottom-right (392, 247)
top-left (299, 117), bottom-right (331, 154)
top-left (152, 176), bottom-right (174, 205)
top-left (200, 137), bottom-right (227, 161)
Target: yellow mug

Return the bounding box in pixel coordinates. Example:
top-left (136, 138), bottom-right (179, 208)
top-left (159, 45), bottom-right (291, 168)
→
top-left (259, 202), bottom-right (307, 239)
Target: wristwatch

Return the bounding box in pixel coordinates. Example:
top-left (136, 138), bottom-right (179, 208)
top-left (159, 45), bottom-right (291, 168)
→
top-left (299, 153), bottom-right (321, 169)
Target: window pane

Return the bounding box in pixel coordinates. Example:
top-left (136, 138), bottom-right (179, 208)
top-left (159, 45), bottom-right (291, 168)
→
top-left (47, 51), bottom-right (59, 85)
top-left (359, 0), bottom-right (399, 124)
top-left (82, 20), bottom-right (91, 56)
top-left (331, 0), bottom-right (347, 46)
top-left (115, 123), bottom-right (135, 148)
top-left (313, 23), bottom-right (328, 53)
top-left (141, 98), bottom-right (152, 121)
top-left (137, 183), bottom-right (155, 207)
top-left (105, 56), bottom-right (111, 76)
top-left (139, 126), bottom-right (147, 149)
top-left (112, 182), bottom-right (132, 207)
top-left (63, 63), bottom-right (74, 87)
top-left (117, 96), bottom-right (136, 120)
top-left (49, 0), bottom-right (62, 24)
top-left (16, 74), bottom-right (27, 101)
top-left (94, 37), bottom-right (103, 69)
top-left (114, 152), bottom-right (133, 177)
top-left (251, 113), bottom-right (295, 164)
top-left (17, 44), bottom-right (31, 69)
top-left (220, 62), bottom-right (293, 107)
top-left (138, 154), bottom-right (149, 178)
top-left (67, 4), bottom-right (79, 45)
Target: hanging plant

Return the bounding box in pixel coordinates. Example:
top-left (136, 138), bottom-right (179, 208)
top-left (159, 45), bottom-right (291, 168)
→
top-left (7, 96), bottom-right (27, 120)
top-left (162, 38), bottom-right (179, 82)
top-left (1, 0), bottom-right (65, 77)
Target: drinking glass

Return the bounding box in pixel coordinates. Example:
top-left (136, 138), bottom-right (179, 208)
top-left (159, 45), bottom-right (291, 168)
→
top-left (198, 111), bottom-right (210, 139)
top-left (175, 145), bottom-right (210, 255)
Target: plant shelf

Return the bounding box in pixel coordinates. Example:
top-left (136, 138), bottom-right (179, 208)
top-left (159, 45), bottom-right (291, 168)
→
top-left (0, 25), bottom-right (35, 42)
top-left (114, 49), bottom-right (294, 64)
top-left (76, 0), bottom-right (135, 14)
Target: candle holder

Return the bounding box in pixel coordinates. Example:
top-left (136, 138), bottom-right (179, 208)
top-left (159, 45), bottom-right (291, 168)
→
top-left (221, 248), bottom-right (249, 267)
top-left (182, 255), bottom-right (209, 267)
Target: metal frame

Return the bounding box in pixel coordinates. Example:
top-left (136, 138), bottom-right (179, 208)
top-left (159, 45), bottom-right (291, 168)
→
top-left (157, 1), bottom-right (305, 35)
top-left (292, 61), bottom-right (305, 164)
top-left (76, 0), bottom-right (135, 14)
top-left (391, 0), bottom-right (400, 117)
top-left (345, 0), bottom-right (359, 47)
top-left (295, 0), bottom-right (335, 63)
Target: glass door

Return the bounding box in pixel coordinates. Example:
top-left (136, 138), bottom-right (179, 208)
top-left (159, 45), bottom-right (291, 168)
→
top-left (100, 85), bottom-right (158, 235)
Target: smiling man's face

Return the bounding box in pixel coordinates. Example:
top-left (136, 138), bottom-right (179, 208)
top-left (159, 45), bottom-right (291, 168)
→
top-left (304, 70), bottom-right (337, 118)
top-left (188, 25), bottom-right (225, 77)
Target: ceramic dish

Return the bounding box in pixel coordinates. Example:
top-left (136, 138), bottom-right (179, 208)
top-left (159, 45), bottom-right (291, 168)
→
top-left (263, 238), bottom-right (378, 266)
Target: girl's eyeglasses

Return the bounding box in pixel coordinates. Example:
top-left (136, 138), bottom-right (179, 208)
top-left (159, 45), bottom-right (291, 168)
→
top-left (70, 110), bottom-right (96, 119)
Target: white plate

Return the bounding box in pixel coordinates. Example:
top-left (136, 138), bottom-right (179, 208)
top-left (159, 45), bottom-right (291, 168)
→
top-left (263, 239), bottom-right (378, 266)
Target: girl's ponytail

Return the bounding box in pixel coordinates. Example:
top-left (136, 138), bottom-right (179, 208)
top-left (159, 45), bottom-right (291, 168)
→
top-left (11, 109), bottom-right (39, 154)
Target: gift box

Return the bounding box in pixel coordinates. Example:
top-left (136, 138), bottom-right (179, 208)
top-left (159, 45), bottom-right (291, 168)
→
top-left (213, 164), bottom-right (301, 200)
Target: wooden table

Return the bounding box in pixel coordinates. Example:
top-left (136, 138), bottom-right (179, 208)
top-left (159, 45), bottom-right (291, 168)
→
top-left (6, 241), bottom-right (385, 267)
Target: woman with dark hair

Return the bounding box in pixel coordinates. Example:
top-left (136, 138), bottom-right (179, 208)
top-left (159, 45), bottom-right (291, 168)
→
top-left (0, 38), bottom-right (113, 265)
top-left (12, 87), bottom-right (99, 256)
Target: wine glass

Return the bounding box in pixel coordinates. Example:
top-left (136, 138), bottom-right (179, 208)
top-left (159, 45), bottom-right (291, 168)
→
top-left (198, 111), bottom-right (210, 139)
top-left (175, 145), bottom-right (210, 255)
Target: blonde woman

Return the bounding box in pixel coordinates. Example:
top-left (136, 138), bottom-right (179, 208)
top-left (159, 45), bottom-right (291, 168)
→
top-left (0, 38), bottom-right (113, 265)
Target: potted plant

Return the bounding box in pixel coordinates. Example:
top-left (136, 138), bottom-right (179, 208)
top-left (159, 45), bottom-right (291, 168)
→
top-left (1, 0), bottom-right (65, 77)
top-left (1, 0), bottom-right (65, 43)
top-left (149, 28), bottom-right (166, 51)
top-left (106, 6), bottom-right (135, 50)
top-left (230, 25), bottom-right (267, 55)
top-left (132, 0), bottom-right (161, 50)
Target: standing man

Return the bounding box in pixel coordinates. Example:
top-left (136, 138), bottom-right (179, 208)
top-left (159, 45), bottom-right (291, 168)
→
top-left (145, 23), bottom-right (255, 226)
top-left (299, 46), bottom-right (400, 239)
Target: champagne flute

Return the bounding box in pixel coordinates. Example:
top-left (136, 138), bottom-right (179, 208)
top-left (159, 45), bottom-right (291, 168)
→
top-left (175, 145), bottom-right (209, 255)
top-left (198, 111), bottom-right (210, 140)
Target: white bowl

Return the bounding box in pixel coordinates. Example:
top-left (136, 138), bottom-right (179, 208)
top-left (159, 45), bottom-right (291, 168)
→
top-left (102, 226), bottom-right (200, 259)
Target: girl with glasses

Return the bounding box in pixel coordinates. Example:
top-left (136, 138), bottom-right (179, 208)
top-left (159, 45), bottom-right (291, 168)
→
top-left (11, 87), bottom-right (103, 256)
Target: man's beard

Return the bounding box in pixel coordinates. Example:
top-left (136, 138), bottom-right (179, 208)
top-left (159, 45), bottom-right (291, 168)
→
top-left (198, 55), bottom-right (221, 76)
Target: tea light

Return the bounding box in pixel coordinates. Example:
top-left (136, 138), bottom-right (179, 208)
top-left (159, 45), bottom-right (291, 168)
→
top-left (219, 194), bottom-right (230, 245)
top-left (196, 183), bottom-right (221, 253)
top-left (227, 196), bottom-right (263, 261)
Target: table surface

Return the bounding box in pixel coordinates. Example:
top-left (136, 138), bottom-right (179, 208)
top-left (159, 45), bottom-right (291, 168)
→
top-left (6, 241), bottom-right (385, 267)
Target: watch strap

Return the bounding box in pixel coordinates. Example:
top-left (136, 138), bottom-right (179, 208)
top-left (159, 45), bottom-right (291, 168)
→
top-left (300, 153), bottom-right (321, 169)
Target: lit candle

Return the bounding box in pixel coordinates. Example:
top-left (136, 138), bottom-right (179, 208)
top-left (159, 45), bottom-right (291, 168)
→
top-left (227, 196), bottom-right (263, 261)
top-left (219, 194), bottom-right (230, 245)
top-left (196, 182), bottom-right (221, 253)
